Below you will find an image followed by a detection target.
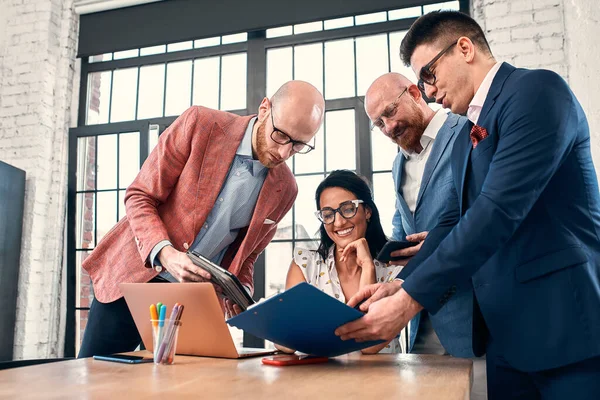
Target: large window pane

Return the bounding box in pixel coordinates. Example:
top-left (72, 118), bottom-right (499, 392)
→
top-left (96, 191), bottom-right (118, 244)
top-left (294, 43), bottom-right (323, 95)
top-left (295, 174), bottom-right (324, 239)
top-left (372, 172), bottom-right (396, 237)
top-left (118, 190), bottom-right (127, 221)
top-left (294, 124), bottom-right (324, 174)
top-left (194, 36), bottom-right (220, 48)
top-left (294, 21), bottom-right (323, 35)
top-left (423, 1), bottom-right (460, 13)
top-left (193, 57), bottom-right (220, 110)
top-left (220, 53), bottom-right (247, 110)
top-left (148, 124), bottom-right (160, 155)
top-left (355, 12), bottom-right (387, 25)
top-left (76, 136), bottom-right (96, 191)
top-left (86, 71), bottom-right (111, 125)
top-left (110, 68), bottom-right (138, 122)
top-left (140, 45), bottom-right (165, 56)
top-left (371, 129), bottom-right (398, 172)
top-left (76, 309), bottom-right (90, 356)
top-left (113, 49), bottom-right (139, 60)
top-left (325, 109), bottom-right (355, 171)
top-left (266, 47), bottom-right (292, 98)
top-left (356, 34), bottom-right (390, 96)
top-left (137, 64), bottom-right (165, 119)
top-left (389, 31), bottom-right (418, 83)
top-left (119, 132), bottom-right (140, 189)
top-left (76, 251), bottom-right (92, 308)
top-left (75, 193), bottom-right (95, 249)
top-left (265, 242), bottom-right (293, 298)
top-left (165, 61), bottom-right (192, 116)
top-left (222, 33), bottom-right (247, 44)
top-left (96, 134), bottom-right (117, 190)
top-left (324, 39), bottom-right (355, 99)
top-left (324, 17), bottom-right (354, 30)
top-left (167, 41), bottom-right (193, 52)
top-left (266, 26), bottom-right (292, 38)
top-left (388, 7), bottom-right (422, 20)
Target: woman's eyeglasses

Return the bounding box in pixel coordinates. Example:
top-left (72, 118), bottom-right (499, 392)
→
top-left (315, 200), bottom-right (364, 225)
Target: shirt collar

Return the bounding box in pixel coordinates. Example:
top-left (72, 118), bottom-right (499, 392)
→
top-left (236, 117), bottom-right (266, 175)
top-left (237, 117), bottom-right (257, 157)
top-left (400, 109), bottom-right (449, 158)
top-left (467, 61), bottom-right (503, 125)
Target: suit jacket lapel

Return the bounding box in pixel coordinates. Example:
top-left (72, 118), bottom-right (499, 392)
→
top-left (457, 120), bottom-right (473, 216)
top-left (477, 62), bottom-right (515, 126)
top-left (415, 113), bottom-right (459, 210)
top-left (395, 155), bottom-right (416, 235)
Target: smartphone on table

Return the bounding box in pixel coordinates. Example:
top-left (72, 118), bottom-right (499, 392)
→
top-left (93, 354), bottom-right (153, 364)
top-left (375, 240), bottom-right (419, 263)
top-left (262, 354), bottom-right (329, 366)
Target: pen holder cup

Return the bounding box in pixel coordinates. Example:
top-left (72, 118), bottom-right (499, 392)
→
top-left (151, 320), bottom-right (182, 365)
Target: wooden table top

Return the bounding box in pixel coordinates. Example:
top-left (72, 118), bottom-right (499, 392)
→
top-left (0, 351), bottom-right (473, 399)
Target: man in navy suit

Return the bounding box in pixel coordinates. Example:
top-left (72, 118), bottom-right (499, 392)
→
top-left (337, 11), bottom-right (600, 399)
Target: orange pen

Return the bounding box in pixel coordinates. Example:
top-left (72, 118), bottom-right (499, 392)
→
top-left (150, 304), bottom-right (158, 327)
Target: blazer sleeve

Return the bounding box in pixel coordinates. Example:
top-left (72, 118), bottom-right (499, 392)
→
top-left (402, 71), bottom-right (580, 314)
top-left (124, 106), bottom-right (202, 262)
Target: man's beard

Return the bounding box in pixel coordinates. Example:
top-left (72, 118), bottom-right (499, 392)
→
top-left (393, 102), bottom-right (428, 153)
top-left (255, 122), bottom-right (282, 168)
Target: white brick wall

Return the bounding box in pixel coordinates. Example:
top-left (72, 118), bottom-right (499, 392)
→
top-left (473, 0), bottom-right (600, 180)
top-left (472, 0), bottom-right (568, 77)
top-left (0, 0), bottom-right (77, 359)
top-left (563, 0), bottom-right (600, 170)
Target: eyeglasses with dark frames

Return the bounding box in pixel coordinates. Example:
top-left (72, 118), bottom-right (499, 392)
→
top-left (369, 87), bottom-right (408, 132)
top-left (417, 40), bottom-right (458, 93)
top-left (270, 104), bottom-right (315, 154)
top-left (315, 200), bottom-right (364, 225)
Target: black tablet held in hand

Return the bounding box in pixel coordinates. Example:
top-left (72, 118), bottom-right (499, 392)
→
top-left (376, 241), bottom-right (419, 263)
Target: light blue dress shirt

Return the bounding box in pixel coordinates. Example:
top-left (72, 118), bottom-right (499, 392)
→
top-left (150, 117), bottom-right (268, 282)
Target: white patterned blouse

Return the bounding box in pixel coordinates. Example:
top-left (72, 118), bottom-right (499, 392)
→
top-left (293, 246), bottom-right (405, 354)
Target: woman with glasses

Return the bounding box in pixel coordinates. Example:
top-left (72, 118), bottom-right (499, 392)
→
top-left (276, 170), bottom-right (404, 354)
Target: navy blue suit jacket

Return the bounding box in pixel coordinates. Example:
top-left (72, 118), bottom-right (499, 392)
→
top-left (399, 63), bottom-right (600, 372)
top-left (392, 112), bottom-right (475, 357)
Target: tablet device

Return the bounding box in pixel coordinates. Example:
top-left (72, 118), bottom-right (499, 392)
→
top-left (93, 354), bottom-right (153, 364)
top-left (376, 240), bottom-right (419, 263)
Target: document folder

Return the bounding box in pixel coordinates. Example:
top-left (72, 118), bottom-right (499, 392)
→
top-left (227, 282), bottom-right (384, 357)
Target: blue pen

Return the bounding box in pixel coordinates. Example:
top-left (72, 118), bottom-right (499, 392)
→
top-left (157, 304), bottom-right (167, 355)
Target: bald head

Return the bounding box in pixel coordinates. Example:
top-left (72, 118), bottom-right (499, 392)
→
top-left (252, 81), bottom-right (324, 168)
top-left (364, 73), bottom-right (434, 154)
top-left (270, 80), bottom-right (325, 135)
top-left (365, 73), bottom-right (426, 117)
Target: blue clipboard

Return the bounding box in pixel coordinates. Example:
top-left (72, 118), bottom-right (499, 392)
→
top-left (227, 282), bottom-right (384, 357)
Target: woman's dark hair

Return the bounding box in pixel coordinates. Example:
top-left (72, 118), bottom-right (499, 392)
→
top-left (315, 170), bottom-right (388, 261)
